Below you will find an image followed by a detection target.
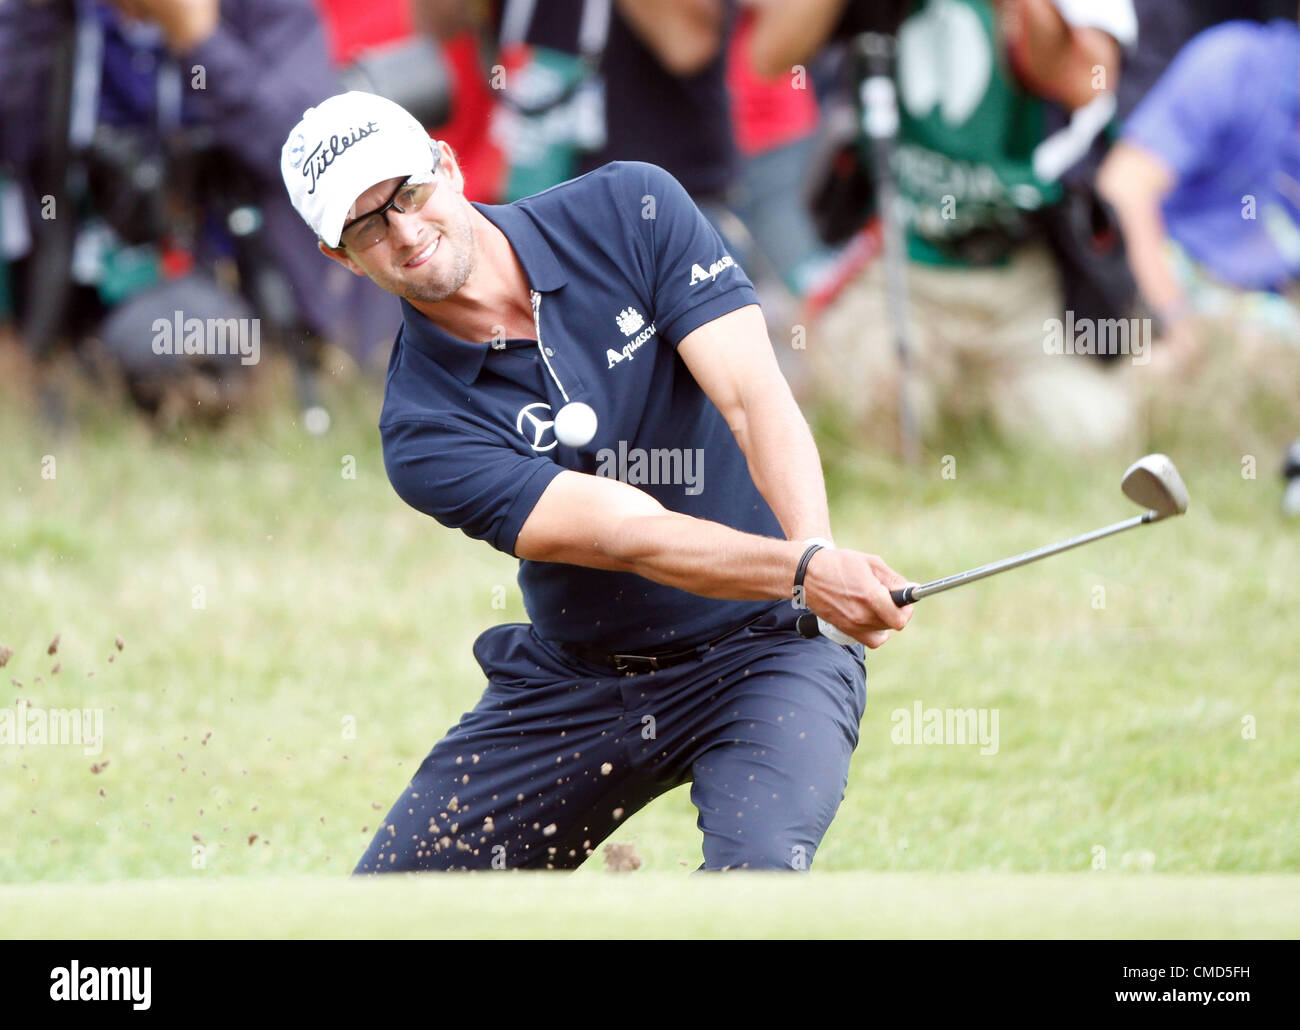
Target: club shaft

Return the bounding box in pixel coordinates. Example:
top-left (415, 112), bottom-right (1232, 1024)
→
top-left (893, 512), bottom-right (1152, 605)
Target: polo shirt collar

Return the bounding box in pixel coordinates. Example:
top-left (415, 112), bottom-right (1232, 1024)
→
top-left (398, 201), bottom-right (568, 385)
top-left (475, 201), bottom-right (567, 292)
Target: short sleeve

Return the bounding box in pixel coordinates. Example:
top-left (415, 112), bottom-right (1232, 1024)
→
top-left (381, 417), bottom-right (564, 557)
top-left (619, 162), bottom-right (758, 346)
top-left (1121, 23), bottom-right (1256, 182)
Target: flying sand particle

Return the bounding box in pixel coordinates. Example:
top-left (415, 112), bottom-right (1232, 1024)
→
top-left (603, 842), bottom-right (641, 872)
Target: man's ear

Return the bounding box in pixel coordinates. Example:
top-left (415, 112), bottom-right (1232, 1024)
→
top-left (434, 139), bottom-right (467, 196)
top-left (318, 240), bottom-right (367, 276)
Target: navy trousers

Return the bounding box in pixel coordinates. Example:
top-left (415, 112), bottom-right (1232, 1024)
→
top-left (354, 601), bottom-right (867, 872)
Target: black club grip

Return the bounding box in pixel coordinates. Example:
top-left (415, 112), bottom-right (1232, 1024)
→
top-left (891, 585), bottom-right (916, 606)
top-left (794, 612), bottom-right (821, 639)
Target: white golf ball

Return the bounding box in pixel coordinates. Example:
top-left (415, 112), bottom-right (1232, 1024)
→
top-left (553, 401), bottom-right (597, 448)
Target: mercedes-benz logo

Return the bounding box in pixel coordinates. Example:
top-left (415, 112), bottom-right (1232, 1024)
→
top-left (516, 401), bottom-right (556, 452)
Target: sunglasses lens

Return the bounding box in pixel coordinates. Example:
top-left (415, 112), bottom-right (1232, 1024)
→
top-left (341, 214), bottom-right (385, 251)
top-left (396, 181), bottom-right (435, 214)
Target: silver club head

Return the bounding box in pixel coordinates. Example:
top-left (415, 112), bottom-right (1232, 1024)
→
top-left (1122, 453), bottom-right (1190, 521)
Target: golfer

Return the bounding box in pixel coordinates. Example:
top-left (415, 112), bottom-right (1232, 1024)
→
top-left (281, 92), bottom-right (914, 871)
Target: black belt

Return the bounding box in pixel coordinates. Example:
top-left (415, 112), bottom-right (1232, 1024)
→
top-left (561, 608), bottom-right (773, 676)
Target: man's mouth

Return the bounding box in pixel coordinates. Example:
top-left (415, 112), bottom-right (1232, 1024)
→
top-left (404, 234), bottom-right (440, 269)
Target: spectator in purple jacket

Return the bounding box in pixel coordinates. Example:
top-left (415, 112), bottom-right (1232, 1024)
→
top-left (1099, 13), bottom-right (1300, 377)
top-left (0, 0), bottom-right (349, 363)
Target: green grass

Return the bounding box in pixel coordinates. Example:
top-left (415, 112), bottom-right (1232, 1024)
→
top-left (2, 873), bottom-right (1295, 938)
top-left (1, 346), bottom-right (1298, 936)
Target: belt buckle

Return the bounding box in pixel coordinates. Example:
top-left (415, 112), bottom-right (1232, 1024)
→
top-left (612, 652), bottom-right (659, 675)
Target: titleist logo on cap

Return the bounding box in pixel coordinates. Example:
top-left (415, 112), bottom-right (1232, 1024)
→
top-left (303, 120), bottom-right (380, 195)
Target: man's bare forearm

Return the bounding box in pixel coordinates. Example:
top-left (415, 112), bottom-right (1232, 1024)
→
top-left (1113, 199), bottom-right (1185, 319)
top-left (1098, 144), bottom-right (1185, 318)
top-left (614, 511), bottom-right (806, 600)
top-left (675, 305), bottom-right (833, 543)
top-left (615, 0), bottom-right (724, 77)
top-left (1003, 0), bottom-right (1120, 110)
top-left (516, 471), bottom-right (910, 645)
top-left (516, 472), bottom-right (805, 601)
top-left (747, 0), bottom-right (848, 79)
top-left (731, 387), bottom-right (833, 543)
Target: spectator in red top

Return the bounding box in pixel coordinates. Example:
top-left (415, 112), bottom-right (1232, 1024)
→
top-left (727, 2), bottom-right (836, 298)
top-left (314, 0), bottom-right (505, 202)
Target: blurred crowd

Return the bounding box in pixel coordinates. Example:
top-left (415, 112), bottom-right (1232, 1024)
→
top-left (1, 0), bottom-right (1298, 508)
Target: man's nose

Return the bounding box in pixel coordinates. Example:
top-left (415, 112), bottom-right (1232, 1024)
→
top-left (387, 209), bottom-right (424, 250)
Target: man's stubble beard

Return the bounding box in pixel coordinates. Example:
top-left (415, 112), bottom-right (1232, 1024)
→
top-left (398, 205), bottom-right (477, 305)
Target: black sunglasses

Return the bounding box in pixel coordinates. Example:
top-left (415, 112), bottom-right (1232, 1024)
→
top-left (338, 152), bottom-right (442, 252)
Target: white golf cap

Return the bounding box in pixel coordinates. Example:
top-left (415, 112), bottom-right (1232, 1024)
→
top-left (281, 91), bottom-right (437, 248)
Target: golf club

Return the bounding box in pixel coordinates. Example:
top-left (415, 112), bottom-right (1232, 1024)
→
top-left (888, 454), bottom-right (1189, 606)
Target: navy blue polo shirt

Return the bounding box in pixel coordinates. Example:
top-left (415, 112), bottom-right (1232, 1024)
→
top-left (380, 161), bottom-right (783, 651)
